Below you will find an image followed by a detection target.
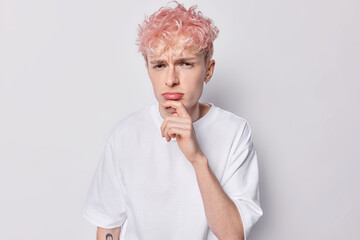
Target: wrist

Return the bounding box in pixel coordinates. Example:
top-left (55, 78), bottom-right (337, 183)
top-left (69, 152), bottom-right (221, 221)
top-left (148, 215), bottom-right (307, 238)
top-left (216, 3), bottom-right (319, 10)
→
top-left (191, 152), bottom-right (208, 169)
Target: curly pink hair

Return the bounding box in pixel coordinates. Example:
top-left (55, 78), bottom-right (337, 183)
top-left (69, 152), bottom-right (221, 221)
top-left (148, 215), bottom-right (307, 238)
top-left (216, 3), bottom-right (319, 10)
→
top-left (136, 1), bottom-right (219, 68)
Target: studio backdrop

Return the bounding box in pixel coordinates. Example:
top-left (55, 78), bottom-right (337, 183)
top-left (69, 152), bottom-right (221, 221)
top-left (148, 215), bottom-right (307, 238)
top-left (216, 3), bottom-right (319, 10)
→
top-left (0, 0), bottom-right (359, 239)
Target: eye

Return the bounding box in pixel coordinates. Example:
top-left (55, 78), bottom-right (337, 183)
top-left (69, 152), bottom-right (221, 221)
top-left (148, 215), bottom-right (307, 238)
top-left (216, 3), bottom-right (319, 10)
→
top-left (181, 62), bottom-right (194, 67)
top-left (154, 64), bottom-right (164, 69)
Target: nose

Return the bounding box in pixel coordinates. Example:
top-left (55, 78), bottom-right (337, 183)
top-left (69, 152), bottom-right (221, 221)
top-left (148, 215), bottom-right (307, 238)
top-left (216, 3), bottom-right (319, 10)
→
top-left (166, 65), bottom-right (180, 87)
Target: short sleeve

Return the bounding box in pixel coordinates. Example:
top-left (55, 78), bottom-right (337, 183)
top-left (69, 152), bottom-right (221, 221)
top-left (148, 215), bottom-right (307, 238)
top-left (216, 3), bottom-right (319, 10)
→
top-left (222, 122), bottom-right (263, 240)
top-left (82, 131), bottom-right (127, 228)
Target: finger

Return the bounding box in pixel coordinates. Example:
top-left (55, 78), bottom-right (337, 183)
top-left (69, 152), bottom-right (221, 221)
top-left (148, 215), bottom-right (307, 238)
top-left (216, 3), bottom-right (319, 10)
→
top-left (164, 122), bottom-right (190, 140)
top-left (160, 116), bottom-right (170, 137)
top-left (167, 127), bottom-right (187, 141)
top-left (161, 116), bottom-right (189, 137)
top-left (160, 100), bottom-right (191, 119)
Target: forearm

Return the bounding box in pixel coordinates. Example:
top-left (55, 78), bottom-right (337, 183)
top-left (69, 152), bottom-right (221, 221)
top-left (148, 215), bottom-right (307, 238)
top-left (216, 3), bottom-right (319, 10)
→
top-left (97, 226), bottom-right (121, 240)
top-left (191, 154), bottom-right (244, 240)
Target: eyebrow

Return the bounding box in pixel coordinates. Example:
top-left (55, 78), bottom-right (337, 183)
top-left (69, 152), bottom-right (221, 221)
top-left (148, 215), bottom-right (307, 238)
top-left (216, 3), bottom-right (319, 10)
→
top-left (150, 57), bottom-right (197, 65)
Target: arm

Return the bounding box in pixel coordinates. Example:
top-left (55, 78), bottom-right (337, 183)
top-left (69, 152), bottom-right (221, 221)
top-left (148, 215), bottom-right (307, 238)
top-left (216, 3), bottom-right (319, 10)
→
top-left (97, 226), bottom-right (121, 240)
top-left (192, 154), bottom-right (244, 240)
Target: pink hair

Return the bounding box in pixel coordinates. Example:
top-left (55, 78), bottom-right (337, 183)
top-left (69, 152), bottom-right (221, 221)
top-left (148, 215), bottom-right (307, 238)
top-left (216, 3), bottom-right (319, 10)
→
top-left (136, 1), bottom-right (219, 68)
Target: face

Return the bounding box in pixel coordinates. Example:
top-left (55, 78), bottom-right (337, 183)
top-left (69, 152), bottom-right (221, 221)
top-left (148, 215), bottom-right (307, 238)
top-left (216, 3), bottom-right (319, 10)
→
top-left (146, 46), bottom-right (215, 114)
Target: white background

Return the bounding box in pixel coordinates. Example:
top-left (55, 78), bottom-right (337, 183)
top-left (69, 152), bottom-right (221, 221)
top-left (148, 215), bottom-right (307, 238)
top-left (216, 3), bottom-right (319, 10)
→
top-left (1, 0), bottom-right (359, 239)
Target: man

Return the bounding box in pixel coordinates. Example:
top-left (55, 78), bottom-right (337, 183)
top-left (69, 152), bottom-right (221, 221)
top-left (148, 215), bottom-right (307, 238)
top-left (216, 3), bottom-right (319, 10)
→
top-left (106, 233), bottom-right (113, 240)
top-left (82, 1), bottom-right (263, 240)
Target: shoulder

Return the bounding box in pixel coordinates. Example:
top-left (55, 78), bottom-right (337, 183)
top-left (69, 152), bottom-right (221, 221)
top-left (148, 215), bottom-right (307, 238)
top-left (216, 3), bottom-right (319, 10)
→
top-left (215, 105), bottom-right (252, 134)
top-left (213, 105), bottom-right (255, 150)
top-left (109, 104), bottom-right (153, 139)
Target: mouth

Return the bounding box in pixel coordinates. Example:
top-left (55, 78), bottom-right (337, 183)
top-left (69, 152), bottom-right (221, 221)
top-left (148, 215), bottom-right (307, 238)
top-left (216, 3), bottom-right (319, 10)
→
top-left (162, 92), bottom-right (184, 100)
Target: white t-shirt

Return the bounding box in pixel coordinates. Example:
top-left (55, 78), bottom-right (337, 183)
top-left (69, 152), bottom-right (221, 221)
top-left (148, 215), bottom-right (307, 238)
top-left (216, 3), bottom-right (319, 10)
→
top-left (82, 102), bottom-right (263, 240)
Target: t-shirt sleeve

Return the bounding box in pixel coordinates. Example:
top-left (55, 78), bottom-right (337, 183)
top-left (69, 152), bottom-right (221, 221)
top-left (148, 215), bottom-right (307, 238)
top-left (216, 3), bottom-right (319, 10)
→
top-left (82, 131), bottom-right (127, 228)
top-left (221, 121), bottom-right (263, 240)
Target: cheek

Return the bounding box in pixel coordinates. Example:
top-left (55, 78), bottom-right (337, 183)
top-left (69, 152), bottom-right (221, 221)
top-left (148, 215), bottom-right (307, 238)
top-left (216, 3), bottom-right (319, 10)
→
top-left (148, 73), bottom-right (160, 88)
top-left (149, 71), bottom-right (165, 83)
top-left (181, 69), bottom-right (204, 85)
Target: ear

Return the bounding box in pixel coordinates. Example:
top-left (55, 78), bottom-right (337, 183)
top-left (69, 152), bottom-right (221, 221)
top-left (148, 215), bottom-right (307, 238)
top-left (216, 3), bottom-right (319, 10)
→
top-left (204, 59), bottom-right (215, 84)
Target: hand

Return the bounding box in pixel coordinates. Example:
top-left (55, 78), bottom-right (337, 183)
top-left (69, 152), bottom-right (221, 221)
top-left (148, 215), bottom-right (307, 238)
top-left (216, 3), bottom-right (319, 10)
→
top-left (160, 100), bottom-right (204, 164)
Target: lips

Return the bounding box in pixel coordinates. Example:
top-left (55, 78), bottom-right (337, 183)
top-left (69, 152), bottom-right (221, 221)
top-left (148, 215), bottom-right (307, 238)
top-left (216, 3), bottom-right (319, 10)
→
top-left (162, 92), bottom-right (184, 100)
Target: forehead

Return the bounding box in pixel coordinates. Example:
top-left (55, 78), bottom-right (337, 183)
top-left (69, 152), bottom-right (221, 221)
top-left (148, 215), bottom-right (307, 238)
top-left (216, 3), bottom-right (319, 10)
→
top-left (148, 47), bottom-right (202, 62)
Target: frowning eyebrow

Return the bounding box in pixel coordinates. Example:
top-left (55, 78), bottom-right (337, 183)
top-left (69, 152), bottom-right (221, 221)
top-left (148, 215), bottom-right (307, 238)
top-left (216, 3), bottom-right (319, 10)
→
top-left (150, 57), bottom-right (197, 65)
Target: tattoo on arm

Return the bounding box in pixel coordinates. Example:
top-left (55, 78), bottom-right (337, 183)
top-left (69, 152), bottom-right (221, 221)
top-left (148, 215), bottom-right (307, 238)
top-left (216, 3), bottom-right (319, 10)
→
top-left (105, 233), bottom-right (113, 240)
